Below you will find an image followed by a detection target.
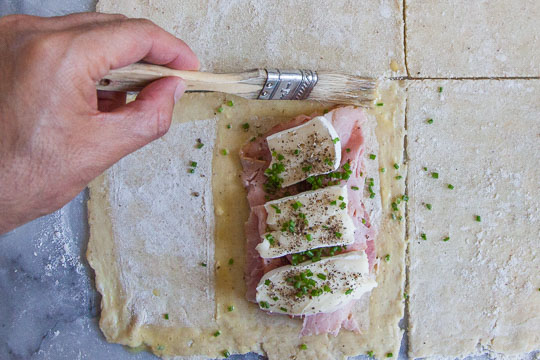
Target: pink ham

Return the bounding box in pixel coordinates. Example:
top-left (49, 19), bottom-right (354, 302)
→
top-left (240, 106), bottom-right (378, 336)
top-left (300, 300), bottom-right (359, 337)
top-left (244, 206), bottom-right (288, 302)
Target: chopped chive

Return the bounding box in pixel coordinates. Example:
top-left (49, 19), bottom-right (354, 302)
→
top-left (369, 154), bottom-right (376, 160)
top-left (345, 288), bottom-right (353, 295)
top-left (386, 353), bottom-right (393, 358)
top-left (291, 201), bottom-right (303, 210)
top-left (426, 203), bottom-right (432, 210)
top-left (351, 186), bottom-right (359, 190)
top-left (438, 86), bottom-right (443, 93)
top-left (280, 307), bottom-right (288, 312)
top-left (338, 195), bottom-right (344, 201)
top-left (272, 296), bottom-right (279, 301)
top-left (395, 175), bottom-right (403, 180)
top-left (380, 167), bottom-right (386, 173)
top-left (367, 351), bottom-right (375, 357)
top-left (317, 273), bottom-right (327, 280)
top-left (332, 137), bottom-right (340, 144)
top-left (163, 313), bottom-right (169, 320)
top-left (222, 350), bottom-right (231, 358)
top-left (270, 204), bottom-right (281, 214)
top-left (476, 215), bottom-right (481, 222)
top-left (196, 142), bottom-right (204, 149)
top-left (228, 258), bottom-right (234, 265)
top-left (423, 166), bottom-right (428, 171)
top-left (346, 148), bottom-right (351, 153)
top-left (339, 202), bottom-right (347, 210)
top-left (330, 200), bottom-right (337, 205)
top-left (226, 124), bottom-right (231, 129)
top-left (376, 102), bottom-right (384, 107)
top-left (394, 163), bottom-right (400, 169)
top-left (217, 106), bottom-right (224, 113)
top-left (156, 345), bottom-right (165, 351)
top-left (448, 184), bottom-right (454, 190)
top-left (370, 193), bottom-right (375, 199)
top-left (335, 232), bottom-right (342, 238)
top-left (200, 262), bottom-right (207, 267)
top-left (221, 149), bottom-right (229, 155)
top-left (190, 161), bottom-right (197, 168)
top-left (227, 100), bottom-right (234, 107)
top-left (294, 149), bottom-right (300, 155)
top-left (323, 285), bottom-right (331, 292)
top-left (259, 301), bottom-right (270, 309)
top-left (404, 292), bottom-right (409, 299)
top-left (443, 236), bottom-right (450, 242)
top-left (305, 234), bottom-right (313, 242)
top-left (402, 195), bottom-right (409, 201)
top-left (431, 172), bottom-right (439, 179)
top-left (188, 168), bottom-right (195, 174)
top-left (302, 165), bottom-right (313, 172)
top-left (300, 344), bottom-right (308, 350)
top-left (384, 254), bottom-right (390, 262)
top-left (265, 279), bottom-right (271, 286)
top-left (421, 233), bottom-right (427, 240)
top-left (265, 234), bottom-right (275, 245)
top-left (228, 305), bottom-right (235, 312)
top-left (213, 330), bottom-right (221, 337)
top-left (427, 118), bottom-right (434, 124)
top-left (242, 123), bottom-right (249, 131)
top-left (277, 154), bottom-right (285, 161)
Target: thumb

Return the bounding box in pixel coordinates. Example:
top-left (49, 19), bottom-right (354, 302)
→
top-left (96, 76), bottom-right (186, 163)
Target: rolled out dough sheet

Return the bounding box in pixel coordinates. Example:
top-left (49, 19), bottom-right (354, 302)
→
top-left (405, 0), bottom-right (540, 77)
top-left (88, 81), bottom-right (407, 360)
top-left (96, 0), bottom-right (406, 77)
top-left (406, 80), bottom-right (540, 358)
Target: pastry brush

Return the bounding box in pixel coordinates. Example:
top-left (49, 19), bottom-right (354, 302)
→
top-left (96, 63), bottom-right (376, 107)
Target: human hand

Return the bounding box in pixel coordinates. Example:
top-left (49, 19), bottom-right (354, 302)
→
top-left (0, 13), bottom-right (199, 234)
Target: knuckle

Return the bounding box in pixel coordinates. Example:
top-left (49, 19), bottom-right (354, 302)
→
top-left (149, 107), bottom-right (171, 139)
top-left (130, 17), bottom-right (156, 27)
top-left (23, 32), bottom-right (70, 61)
top-left (128, 18), bottom-right (159, 36)
top-left (109, 13), bottom-right (128, 21)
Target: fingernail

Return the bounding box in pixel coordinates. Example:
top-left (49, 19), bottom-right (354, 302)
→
top-left (174, 79), bottom-right (186, 103)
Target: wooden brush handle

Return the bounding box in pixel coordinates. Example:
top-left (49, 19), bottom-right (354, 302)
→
top-left (97, 63), bottom-right (265, 96)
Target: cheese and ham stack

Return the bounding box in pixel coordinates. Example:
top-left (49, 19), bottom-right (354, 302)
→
top-left (240, 107), bottom-right (380, 337)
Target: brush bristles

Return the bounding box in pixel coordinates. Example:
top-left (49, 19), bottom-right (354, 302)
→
top-left (308, 72), bottom-right (376, 107)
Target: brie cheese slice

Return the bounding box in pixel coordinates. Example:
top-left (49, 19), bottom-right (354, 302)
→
top-left (266, 116), bottom-right (341, 187)
top-left (257, 185), bottom-right (356, 258)
top-left (256, 251), bottom-right (377, 315)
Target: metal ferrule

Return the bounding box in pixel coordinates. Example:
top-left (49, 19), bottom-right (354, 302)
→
top-left (258, 69), bottom-right (318, 100)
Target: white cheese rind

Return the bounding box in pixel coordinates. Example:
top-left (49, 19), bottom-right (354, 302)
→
top-left (266, 116), bottom-right (341, 187)
top-left (256, 251), bottom-right (377, 315)
top-left (256, 186), bottom-right (356, 258)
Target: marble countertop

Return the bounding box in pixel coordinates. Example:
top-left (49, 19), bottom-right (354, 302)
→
top-left (0, 2), bottom-right (406, 360)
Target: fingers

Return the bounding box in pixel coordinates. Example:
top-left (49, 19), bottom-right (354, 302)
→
top-left (91, 77), bottom-right (186, 166)
top-left (74, 18), bottom-right (199, 80)
top-left (0, 12), bottom-right (126, 32)
top-left (46, 12), bottom-right (127, 29)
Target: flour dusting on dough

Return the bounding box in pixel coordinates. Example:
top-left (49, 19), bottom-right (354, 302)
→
top-left (107, 120), bottom-right (217, 328)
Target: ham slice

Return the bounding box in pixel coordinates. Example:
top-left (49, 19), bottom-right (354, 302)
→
top-left (241, 107), bottom-right (379, 335)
